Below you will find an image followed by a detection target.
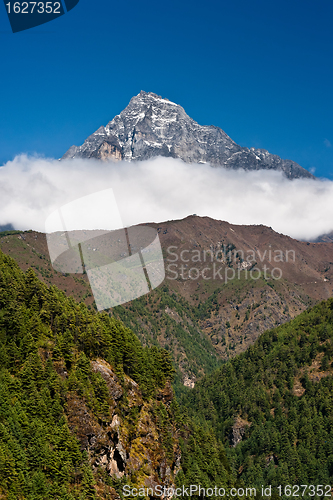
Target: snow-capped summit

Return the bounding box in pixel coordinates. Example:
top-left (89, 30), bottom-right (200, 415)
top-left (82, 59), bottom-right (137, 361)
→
top-left (62, 91), bottom-right (314, 179)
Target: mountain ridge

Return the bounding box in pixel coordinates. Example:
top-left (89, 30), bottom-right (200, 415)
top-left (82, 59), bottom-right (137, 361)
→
top-left (2, 214), bottom-right (333, 390)
top-left (62, 91), bottom-right (314, 180)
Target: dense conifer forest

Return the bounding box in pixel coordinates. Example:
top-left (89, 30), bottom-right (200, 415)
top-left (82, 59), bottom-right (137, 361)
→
top-left (181, 299), bottom-right (333, 490)
top-left (0, 250), bottom-right (234, 499)
top-left (1, 248), bottom-right (333, 499)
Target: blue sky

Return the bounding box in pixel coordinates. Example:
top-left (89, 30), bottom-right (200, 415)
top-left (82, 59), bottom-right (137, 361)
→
top-left (1, 0), bottom-right (333, 178)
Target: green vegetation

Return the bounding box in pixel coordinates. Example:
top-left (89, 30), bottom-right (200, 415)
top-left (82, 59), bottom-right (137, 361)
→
top-left (181, 299), bottom-right (333, 492)
top-left (2, 244), bottom-right (333, 499)
top-left (113, 284), bottom-right (221, 397)
top-left (0, 229), bottom-right (33, 238)
top-left (0, 250), bottom-right (234, 499)
top-left (0, 230), bottom-right (23, 238)
top-left (176, 424), bottom-right (233, 499)
top-left (0, 251), bottom-right (174, 498)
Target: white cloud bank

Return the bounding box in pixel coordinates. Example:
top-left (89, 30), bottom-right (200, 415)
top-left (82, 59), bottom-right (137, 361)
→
top-left (1, 154), bottom-right (333, 241)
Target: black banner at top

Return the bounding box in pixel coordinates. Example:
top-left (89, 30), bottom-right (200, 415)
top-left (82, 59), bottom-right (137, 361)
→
top-left (3, 0), bottom-right (80, 33)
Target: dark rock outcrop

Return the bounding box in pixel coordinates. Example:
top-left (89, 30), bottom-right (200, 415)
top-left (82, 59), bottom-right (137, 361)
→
top-left (229, 417), bottom-right (251, 447)
top-left (65, 359), bottom-right (181, 492)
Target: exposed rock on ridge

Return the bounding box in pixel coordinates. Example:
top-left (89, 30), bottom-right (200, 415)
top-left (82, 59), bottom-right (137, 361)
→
top-left (62, 91), bottom-right (313, 180)
top-left (65, 358), bottom-right (181, 494)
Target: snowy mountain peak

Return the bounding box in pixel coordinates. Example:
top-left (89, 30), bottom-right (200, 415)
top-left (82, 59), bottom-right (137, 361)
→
top-left (135, 90), bottom-right (179, 107)
top-left (62, 91), bottom-right (314, 180)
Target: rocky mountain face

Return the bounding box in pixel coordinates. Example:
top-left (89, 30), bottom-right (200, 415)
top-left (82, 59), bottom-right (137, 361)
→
top-left (62, 91), bottom-right (313, 180)
top-left (64, 359), bottom-right (181, 495)
top-left (313, 230), bottom-right (333, 243)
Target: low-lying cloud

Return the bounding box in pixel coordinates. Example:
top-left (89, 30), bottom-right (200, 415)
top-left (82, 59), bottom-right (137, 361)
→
top-left (1, 154), bottom-right (333, 241)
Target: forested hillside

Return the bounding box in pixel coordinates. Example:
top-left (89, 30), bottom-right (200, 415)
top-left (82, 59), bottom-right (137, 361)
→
top-left (181, 298), bottom-right (333, 490)
top-left (3, 217), bottom-right (333, 390)
top-left (2, 241), bottom-right (333, 499)
top-left (0, 250), bottom-right (235, 499)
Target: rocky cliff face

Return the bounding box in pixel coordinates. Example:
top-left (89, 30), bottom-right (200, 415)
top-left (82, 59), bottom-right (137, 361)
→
top-left (229, 417), bottom-right (251, 447)
top-left (64, 358), bottom-right (181, 498)
top-left (62, 91), bottom-right (313, 180)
